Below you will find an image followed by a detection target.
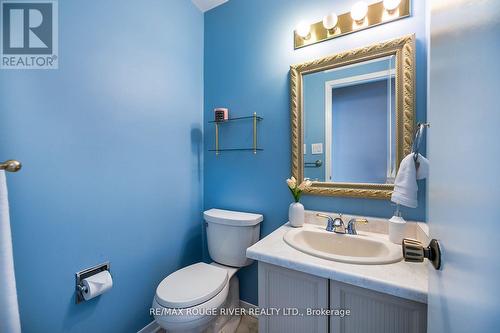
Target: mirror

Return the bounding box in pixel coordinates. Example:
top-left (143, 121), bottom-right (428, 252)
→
top-left (304, 56), bottom-right (397, 184)
top-left (290, 35), bottom-right (416, 199)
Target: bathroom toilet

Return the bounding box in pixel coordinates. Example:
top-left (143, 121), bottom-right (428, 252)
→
top-left (152, 209), bottom-right (263, 332)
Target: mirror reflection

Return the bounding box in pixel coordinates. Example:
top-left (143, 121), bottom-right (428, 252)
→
top-left (303, 55), bottom-right (397, 184)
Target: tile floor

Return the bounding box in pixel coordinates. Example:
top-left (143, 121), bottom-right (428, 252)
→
top-left (157, 315), bottom-right (258, 333)
top-left (235, 315), bottom-right (258, 333)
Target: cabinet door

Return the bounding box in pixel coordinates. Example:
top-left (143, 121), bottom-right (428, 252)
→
top-left (258, 262), bottom-right (328, 333)
top-left (330, 280), bottom-right (427, 333)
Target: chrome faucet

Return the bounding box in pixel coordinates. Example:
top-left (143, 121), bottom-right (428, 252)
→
top-left (346, 218), bottom-right (369, 235)
top-left (316, 213), bottom-right (368, 235)
top-left (316, 213), bottom-right (345, 234)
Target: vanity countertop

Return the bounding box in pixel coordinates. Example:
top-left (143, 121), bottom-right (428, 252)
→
top-left (247, 223), bottom-right (428, 304)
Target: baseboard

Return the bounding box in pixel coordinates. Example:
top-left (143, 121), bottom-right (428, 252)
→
top-left (239, 300), bottom-right (258, 319)
top-left (137, 320), bottom-right (161, 333)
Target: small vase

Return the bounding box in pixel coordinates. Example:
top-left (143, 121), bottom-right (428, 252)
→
top-left (289, 202), bottom-right (304, 227)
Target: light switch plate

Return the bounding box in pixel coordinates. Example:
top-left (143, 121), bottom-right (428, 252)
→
top-left (304, 144), bottom-right (307, 154)
top-left (312, 143), bottom-right (323, 155)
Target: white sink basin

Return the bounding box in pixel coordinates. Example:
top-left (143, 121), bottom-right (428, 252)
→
top-left (283, 226), bottom-right (402, 265)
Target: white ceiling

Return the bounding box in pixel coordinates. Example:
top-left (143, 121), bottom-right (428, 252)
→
top-left (191, 0), bottom-right (229, 12)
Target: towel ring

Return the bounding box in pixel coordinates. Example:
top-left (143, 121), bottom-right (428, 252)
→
top-left (412, 123), bottom-right (430, 163)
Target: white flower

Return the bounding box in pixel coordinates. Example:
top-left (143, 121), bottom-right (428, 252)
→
top-left (298, 179), bottom-right (313, 191)
top-left (286, 176), bottom-right (297, 189)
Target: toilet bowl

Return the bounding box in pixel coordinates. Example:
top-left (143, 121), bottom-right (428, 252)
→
top-left (152, 263), bottom-right (238, 332)
top-left (152, 209), bottom-right (263, 333)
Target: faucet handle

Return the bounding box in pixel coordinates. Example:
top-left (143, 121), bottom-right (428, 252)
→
top-left (352, 218), bottom-right (368, 225)
top-left (316, 213), bottom-right (345, 233)
top-left (316, 213), bottom-right (334, 232)
top-left (346, 218), bottom-right (368, 235)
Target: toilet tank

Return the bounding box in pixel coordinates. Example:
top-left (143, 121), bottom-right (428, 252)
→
top-left (204, 209), bottom-right (263, 267)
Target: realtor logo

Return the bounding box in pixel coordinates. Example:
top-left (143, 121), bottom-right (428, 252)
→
top-left (1, 0), bottom-right (58, 69)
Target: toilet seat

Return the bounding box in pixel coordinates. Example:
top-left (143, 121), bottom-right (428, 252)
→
top-left (153, 263), bottom-right (231, 331)
top-left (153, 280), bottom-right (229, 329)
top-left (155, 262), bottom-right (228, 309)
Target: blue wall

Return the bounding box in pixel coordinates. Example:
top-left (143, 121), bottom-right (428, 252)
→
top-left (204, 0), bottom-right (427, 305)
top-left (0, 0), bottom-right (203, 332)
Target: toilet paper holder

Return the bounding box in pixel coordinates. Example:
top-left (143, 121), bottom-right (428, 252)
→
top-left (75, 262), bottom-right (110, 304)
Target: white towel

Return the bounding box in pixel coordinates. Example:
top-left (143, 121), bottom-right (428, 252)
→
top-left (416, 154), bottom-right (429, 180)
top-left (391, 153), bottom-right (429, 208)
top-left (0, 171), bottom-right (21, 333)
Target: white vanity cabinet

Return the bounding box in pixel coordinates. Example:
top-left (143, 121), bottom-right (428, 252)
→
top-left (258, 262), bottom-right (329, 333)
top-left (330, 280), bottom-right (427, 333)
top-left (258, 262), bottom-right (427, 333)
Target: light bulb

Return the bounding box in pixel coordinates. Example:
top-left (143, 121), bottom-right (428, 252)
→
top-left (296, 21), bottom-right (311, 39)
top-left (351, 1), bottom-right (368, 23)
top-left (322, 12), bottom-right (338, 31)
top-left (383, 0), bottom-right (401, 12)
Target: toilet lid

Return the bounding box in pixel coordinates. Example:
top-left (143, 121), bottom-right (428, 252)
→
top-left (155, 262), bottom-right (228, 309)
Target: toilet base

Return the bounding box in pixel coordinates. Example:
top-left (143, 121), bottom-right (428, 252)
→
top-left (158, 275), bottom-right (241, 333)
top-left (205, 276), bottom-right (241, 333)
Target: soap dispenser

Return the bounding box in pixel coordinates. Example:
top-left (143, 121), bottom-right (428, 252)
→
top-left (389, 205), bottom-right (406, 244)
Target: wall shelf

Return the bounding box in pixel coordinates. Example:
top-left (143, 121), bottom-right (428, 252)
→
top-left (208, 148), bottom-right (264, 152)
top-left (209, 113), bottom-right (263, 155)
top-left (208, 115), bottom-right (263, 123)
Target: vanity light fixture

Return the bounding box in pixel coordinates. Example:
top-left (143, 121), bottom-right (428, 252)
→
top-left (322, 12), bottom-right (339, 34)
top-left (294, 0), bottom-right (411, 49)
top-left (351, 1), bottom-right (368, 23)
top-left (383, 0), bottom-right (402, 13)
top-left (296, 21), bottom-right (311, 40)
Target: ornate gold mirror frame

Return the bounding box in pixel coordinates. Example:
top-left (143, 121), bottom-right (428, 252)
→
top-left (290, 34), bottom-right (416, 199)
